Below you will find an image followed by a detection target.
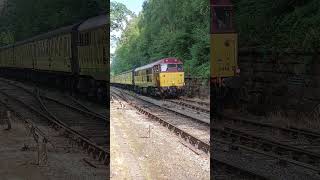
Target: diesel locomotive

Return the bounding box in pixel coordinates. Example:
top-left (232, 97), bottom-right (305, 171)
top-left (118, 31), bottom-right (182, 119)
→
top-left (111, 57), bottom-right (185, 97)
top-left (210, 0), bottom-right (241, 116)
top-left (0, 14), bottom-right (108, 101)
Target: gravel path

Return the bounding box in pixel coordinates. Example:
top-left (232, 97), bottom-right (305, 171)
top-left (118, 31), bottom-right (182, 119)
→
top-left (110, 96), bottom-right (210, 180)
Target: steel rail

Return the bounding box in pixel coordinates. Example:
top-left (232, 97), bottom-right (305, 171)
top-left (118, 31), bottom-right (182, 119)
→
top-left (220, 115), bottom-right (320, 143)
top-left (0, 82), bottom-right (109, 165)
top-left (212, 157), bottom-right (269, 180)
top-left (166, 99), bottom-right (210, 114)
top-left (178, 97), bottom-right (210, 107)
top-left (115, 87), bottom-right (210, 125)
top-left (213, 126), bottom-right (320, 170)
top-left (111, 90), bottom-right (210, 155)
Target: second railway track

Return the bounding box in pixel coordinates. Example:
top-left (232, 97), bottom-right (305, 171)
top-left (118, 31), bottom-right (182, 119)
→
top-left (110, 86), bottom-right (210, 155)
top-left (213, 112), bottom-right (320, 179)
top-left (0, 78), bottom-right (109, 165)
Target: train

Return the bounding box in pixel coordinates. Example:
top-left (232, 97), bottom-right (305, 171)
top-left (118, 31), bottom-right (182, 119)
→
top-left (0, 14), bottom-right (108, 102)
top-left (111, 57), bottom-right (185, 97)
top-left (210, 0), bottom-right (241, 116)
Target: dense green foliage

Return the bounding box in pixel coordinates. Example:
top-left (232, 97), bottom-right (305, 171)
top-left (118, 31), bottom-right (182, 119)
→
top-left (112, 0), bottom-right (210, 77)
top-left (110, 1), bottom-right (134, 32)
top-left (0, 0), bottom-right (107, 46)
top-left (233, 0), bottom-right (320, 51)
top-left (110, 1), bottom-right (135, 47)
top-left (113, 0), bottom-right (320, 77)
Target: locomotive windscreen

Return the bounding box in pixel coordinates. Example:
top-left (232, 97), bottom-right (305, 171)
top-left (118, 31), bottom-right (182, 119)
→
top-left (160, 64), bottom-right (183, 72)
top-left (211, 6), bottom-right (234, 33)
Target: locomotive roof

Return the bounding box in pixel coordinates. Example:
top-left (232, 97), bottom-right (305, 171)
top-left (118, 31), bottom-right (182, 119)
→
top-left (0, 14), bottom-right (108, 50)
top-left (134, 58), bottom-right (182, 71)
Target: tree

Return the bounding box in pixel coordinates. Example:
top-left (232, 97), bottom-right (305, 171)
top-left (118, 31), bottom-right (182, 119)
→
top-left (112, 0), bottom-right (210, 77)
top-left (110, 1), bottom-right (135, 47)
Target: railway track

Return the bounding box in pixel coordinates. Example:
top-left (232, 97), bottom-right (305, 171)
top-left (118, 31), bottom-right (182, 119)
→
top-left (213, 127), bottom-right (320, 170)
top-left (110, 87), bottom-right (210, 154)
top-left (213, 113), bottom-right (320, 178)
top-left (165, 99), bottom-right (210, 114)
top-left (213, 138), bottom-right (320, 180)
top-left (111, 86), bottom-right (276, 178)
top-left (114, 87), bottom-right (210, 125)
top-left (212, 156), bottom-right (269, 180)
top-left (178, 97), bottom-right (210, 107)
top-left (219, 115), bottom-right (320, 143)
top-left (0, 78), bottom-right (109, 165)
top-left (218, 115), bottom-right (320, 154)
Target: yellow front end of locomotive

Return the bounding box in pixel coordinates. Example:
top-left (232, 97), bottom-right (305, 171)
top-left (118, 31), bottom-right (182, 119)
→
top-left (211, 33), bottom-right (238, 78)
top-left (159, 72), bottom-right (184, 87)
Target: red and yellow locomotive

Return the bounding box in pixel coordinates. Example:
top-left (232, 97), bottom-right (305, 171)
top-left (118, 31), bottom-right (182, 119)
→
top-left (111, 57), bottom-right (185, 97)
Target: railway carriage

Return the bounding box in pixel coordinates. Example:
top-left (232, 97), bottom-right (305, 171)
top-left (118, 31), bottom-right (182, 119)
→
top-left (112, 57), bottom-right (185, 97)
top-left (112, 70), bottom-right (133, 87)
top-left (0, 14), bottom-right (108, 101)
top-left (77, 15), bottom-right (108, 99)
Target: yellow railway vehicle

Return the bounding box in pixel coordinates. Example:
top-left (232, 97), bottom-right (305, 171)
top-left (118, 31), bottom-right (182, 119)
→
top-left (77, 15), bottom-right (108, 98)
top-left (210, 0), bottom-right (239, 81)
top-left (113, 70), bottom-right (133, 85)
top-left (0, 14), bottom-right (108, 101)
top-left (210, 0), bottom-right (241, 116)
top-left (112, 57), bottom-right (185, 97)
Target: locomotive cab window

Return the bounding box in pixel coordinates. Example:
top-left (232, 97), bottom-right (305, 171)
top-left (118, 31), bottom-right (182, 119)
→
top-left (177, 64), bottom-right (183, 71)
top-left (160, 64), bottom-right (168, 72)
top-left (211, 6), bottom-right (234, 33)
top-left (167, 64), bottom-right (176, 68)
top-left (160, 64), bottom-right (182, 72)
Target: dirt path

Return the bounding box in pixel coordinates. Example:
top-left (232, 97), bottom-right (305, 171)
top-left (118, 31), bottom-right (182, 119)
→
top-left (110, 99), bottom-right (210, 180)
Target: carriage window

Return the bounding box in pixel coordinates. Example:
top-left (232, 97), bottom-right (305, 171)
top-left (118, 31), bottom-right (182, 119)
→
top-left (177, 64), bottom-right (183, 71)
top-left (146, 68), bottom-right (152, 74)
top-left (85, 33), bottom-right (90, 45)
top-left (79, 34), bottom-right (83, 45)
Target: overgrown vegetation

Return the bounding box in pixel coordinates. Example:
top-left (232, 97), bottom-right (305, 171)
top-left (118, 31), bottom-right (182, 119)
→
top-left (233, 0), bottom-right (320, 52)
top-left (111, 0), bottom-right (210, 77)
top-left (0, 0), bottom-right (107, 46)
top-left (112, 0), bottom-right (320, 76)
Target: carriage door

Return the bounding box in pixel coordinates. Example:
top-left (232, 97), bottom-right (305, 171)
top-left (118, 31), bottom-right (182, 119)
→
top-left (153, 65), bottom-right (160, 86)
